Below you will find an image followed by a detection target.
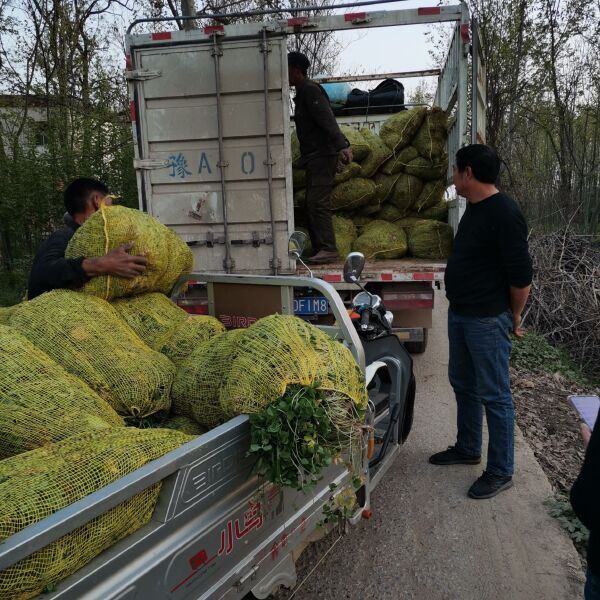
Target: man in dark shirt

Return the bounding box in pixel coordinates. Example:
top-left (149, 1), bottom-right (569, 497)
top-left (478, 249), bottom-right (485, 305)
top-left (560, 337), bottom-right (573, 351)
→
top-left (571, 420), bottom-right (600, 599)
top-left (28, 177), bottom-right (147, 299)
top-left (429, 144), bottom-right (533, 499)
top-left (288, 51), bottom-right (352, 264)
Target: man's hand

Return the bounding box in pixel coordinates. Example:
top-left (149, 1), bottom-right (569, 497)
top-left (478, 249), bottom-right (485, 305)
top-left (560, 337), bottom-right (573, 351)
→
top-left (513, 313), bottom-right (525, 337)
top-left (337, 147), bottom-right (353, 172)
top-left (82, 243), bottom-right (148, 279)
top-left (581, 423), bottom-right (592, 449)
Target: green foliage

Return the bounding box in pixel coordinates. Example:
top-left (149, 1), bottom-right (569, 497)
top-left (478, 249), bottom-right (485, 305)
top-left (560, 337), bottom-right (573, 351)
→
top-left (248, 384), bottom-right (349, 491)
top-left (544, 494), bottom-right (589, 547)
top-left (511, 333), bottom-right (592, 384)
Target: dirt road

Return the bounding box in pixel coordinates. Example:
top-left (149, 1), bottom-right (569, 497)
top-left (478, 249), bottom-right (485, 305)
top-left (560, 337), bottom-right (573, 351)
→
top-left (279, 290), bottom-right (584, 600)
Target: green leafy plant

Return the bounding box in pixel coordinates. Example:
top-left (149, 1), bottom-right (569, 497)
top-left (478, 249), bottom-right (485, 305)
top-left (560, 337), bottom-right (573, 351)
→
top-left (544, 494), bottom-right (589, 547)
top-left (511, 333), bottom-right (592, 385)
top-left (248, 384), bottom-right (361, 491)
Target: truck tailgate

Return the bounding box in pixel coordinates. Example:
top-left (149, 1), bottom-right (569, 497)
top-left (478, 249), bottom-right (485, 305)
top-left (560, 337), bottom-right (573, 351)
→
top-left (303, 258), bottom-right (447, 283)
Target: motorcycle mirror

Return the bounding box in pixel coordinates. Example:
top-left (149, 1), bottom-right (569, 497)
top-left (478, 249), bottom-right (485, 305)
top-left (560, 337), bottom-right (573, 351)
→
top-left (343, 252), bottom-right (365, 283)
top-left (288, 231), bottom-right (308, 258)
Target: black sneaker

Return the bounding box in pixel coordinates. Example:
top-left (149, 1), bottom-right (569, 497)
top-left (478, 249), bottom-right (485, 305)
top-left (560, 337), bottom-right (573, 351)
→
top-left (429, 445), bottom-right (481, 465)
top-left (468, 471), bottom-right (513, 499)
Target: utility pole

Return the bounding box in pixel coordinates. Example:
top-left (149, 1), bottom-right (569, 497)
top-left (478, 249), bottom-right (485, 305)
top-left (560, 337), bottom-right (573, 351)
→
top-left (181, 0), bottom-right (197, 30)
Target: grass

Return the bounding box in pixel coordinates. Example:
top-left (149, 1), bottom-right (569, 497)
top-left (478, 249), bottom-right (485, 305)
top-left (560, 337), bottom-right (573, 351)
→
top-left (0, 265), bottom-right (29, 307)
top-left (511, 332), bottom-right (594, 385)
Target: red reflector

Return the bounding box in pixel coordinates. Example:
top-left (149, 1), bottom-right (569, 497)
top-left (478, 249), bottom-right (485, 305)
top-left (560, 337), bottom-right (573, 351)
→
top-left (287, 17), bottom-right (308, 26)
top-left (129, 100), bottom-right (136, 122)
top-left (345, 12), bottom-right (367, 21)
top-left (322, 273), bottom-right (342, 283)
top-left (413, 272), bottom-right (434, 281)
top-left (418, 7), bottom-right (441, 15)
top-left (381, 273), bottom-right (393, 281)
top-left (125, 54), bottom-right (132, 69)
top-left (151, 31), bottom-right (172, 40)
top-left (179, 304), bottom-right (209, 315)
top-left (460, 22), bottom-right (471, 43)
top-left (204, 25), bottom-right (224, 34)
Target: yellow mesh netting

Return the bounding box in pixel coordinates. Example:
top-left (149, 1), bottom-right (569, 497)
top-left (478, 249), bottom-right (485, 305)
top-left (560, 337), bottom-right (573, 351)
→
top-left (112, 293), bottom-right (225, 364)
top-left (173, 316), bottom-right (367, 426)
top-left (171, 328), bottom-right (245, 428)
top-left (65, 205), bottom-right (193, 301)
top-left (0, 324), bottom-right (123, 458)
top-left (0, 306), bottom-right (15, 325)
top-left (0, 427), bottom-right (192, 600)
top-left (162, 415), bottom-right (207, 436)
top-left (8, 290), bottom-right (176, 417)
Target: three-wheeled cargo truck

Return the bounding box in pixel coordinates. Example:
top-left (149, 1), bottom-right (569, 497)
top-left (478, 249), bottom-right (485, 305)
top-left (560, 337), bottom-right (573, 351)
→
top-left (0, 4), bottom-right (485, 598)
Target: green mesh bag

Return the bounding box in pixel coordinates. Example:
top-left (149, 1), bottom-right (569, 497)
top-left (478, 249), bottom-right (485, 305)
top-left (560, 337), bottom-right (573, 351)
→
top-left (406, 219), bottom-right (454, 259)
top-left (358, 128), bottom-right (392, 178)
top-left (372, 172), bottom-right (399, 205)
top-left (334, 161), bottom-right (361, 185)
top-left (65, 205), bottom-right (193, 301)
top-left (331, 178), bottom-right (377, 211)
top-left (292, 129), bottom-right (301, 167)
top-left (219, 315), bottom-right (367, 418)
top-left (375, 203), bottom-right (405, 222)
top-left (404, 156), bottom-right (447, 181)
top-left (293, 168), bottom-right (306, 189)
top-left (352, 215), bottom-right (372, 232)
top-left (340, 126), bottom-right (371, 162)
top-left (379, 107), bottom-right (427, 153)
top-left (0, 324), bottom-right (123, 459)
top-left (412, 107), bottom-right (448, 161)
top-left (380, 145), bottom-right (419, 175)
top-left (171, 328), bottom-right (245, 428)
top-left (414, 180), bottom-right (446, 213)
top-left (353, 220), bottom-right (408, 259)
top-left (0, 427), bottom-right (192, 600)
top-left (409, 198), bottom-right (448, 221)
top-left (390, 173), bottom-right (423, 214)
top-left (9, 290), bottom-right (176, 417)
top-left (0, 306), bottom-right (15, 325)
top-left (162, 414), bottom-right (207, 436)
top-left (332, 215), bottom-right (357, 257)
top-left (112, 293), bottom-right (224, 364)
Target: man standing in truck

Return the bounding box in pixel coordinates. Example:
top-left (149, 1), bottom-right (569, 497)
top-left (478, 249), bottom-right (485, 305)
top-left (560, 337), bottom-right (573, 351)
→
top-left (27, 177), bottom-right (147, 299)
top-left (429, 144), bottom-right (532, 500)
top-left (288, 51), bottom-right (352, 264)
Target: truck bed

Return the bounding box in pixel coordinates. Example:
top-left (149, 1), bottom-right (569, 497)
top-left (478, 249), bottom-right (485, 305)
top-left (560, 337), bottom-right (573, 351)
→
top-left (300, 258), bottom-right (447, 283)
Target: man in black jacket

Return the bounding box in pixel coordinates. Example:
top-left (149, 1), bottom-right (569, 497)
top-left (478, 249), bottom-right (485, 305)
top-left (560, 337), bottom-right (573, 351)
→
top-left (429, 144), bottom-right (533, 499)
top-left (288, 51), bottom-right (352, 264)
top-left (27, 178), bottom-right (147, 299)
top-left (571, 419), bottom-right (600, 599)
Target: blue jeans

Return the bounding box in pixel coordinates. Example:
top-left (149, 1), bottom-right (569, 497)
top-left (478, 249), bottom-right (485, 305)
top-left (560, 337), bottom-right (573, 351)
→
top-left (586, 567), bottom-right (600, 600)
top-left (448, 308), bottom-right (514, 477)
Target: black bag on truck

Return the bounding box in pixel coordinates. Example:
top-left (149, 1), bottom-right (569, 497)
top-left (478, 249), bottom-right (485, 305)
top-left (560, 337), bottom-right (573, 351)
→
top-left (336, 78), bottom-right (405, 116)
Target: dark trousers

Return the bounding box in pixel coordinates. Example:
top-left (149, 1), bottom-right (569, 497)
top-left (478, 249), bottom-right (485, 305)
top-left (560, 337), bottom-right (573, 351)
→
top-left (304, 155), bottom-right (338, 254)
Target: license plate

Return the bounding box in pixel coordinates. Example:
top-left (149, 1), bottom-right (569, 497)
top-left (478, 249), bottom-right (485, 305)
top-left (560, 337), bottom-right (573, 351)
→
top-left (294, 297), bottom-right (329, 315)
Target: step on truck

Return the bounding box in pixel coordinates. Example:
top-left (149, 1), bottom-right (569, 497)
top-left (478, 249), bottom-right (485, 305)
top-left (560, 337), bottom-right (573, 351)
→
top-left (0, 4), bottom-right (484, 598)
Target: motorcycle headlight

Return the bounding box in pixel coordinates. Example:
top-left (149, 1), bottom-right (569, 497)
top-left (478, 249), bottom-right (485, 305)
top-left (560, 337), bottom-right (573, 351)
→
top-left (384, 310), bottom-right (394, 327)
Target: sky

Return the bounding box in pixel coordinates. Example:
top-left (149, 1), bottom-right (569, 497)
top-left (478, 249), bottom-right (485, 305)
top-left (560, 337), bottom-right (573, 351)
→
top-left (322, 0), bottom-right (458, 100)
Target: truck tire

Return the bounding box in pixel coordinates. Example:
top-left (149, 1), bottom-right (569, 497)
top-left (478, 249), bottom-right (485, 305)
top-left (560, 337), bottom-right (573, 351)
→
top-left (404, 329), bottom-right (428, 354)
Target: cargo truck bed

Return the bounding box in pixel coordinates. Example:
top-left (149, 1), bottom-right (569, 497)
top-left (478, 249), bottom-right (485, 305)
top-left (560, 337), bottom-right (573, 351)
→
top-left (300, 258), bottom-right (447, 284)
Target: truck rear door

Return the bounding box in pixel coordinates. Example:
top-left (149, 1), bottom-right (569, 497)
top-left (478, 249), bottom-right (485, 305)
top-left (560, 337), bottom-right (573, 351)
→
top-left (127, 31), bottom-right (295, 275)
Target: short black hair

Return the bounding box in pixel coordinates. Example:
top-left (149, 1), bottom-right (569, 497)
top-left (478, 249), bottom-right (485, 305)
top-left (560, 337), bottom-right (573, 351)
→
top-left (64, 177), bottom-right (109, 215)
top-left (288, 51), bottom-right (310, 76)
top-left (455, 144), bottom-right (501, 184)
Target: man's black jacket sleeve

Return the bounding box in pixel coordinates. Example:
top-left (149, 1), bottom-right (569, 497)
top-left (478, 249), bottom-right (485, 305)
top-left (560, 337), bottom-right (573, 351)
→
top-left (571, 417), bottom-right (600, 532)
top-left (27, 229), bottom-right (90, 299)
top-left (302, 84), bottom-right (348, 151)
